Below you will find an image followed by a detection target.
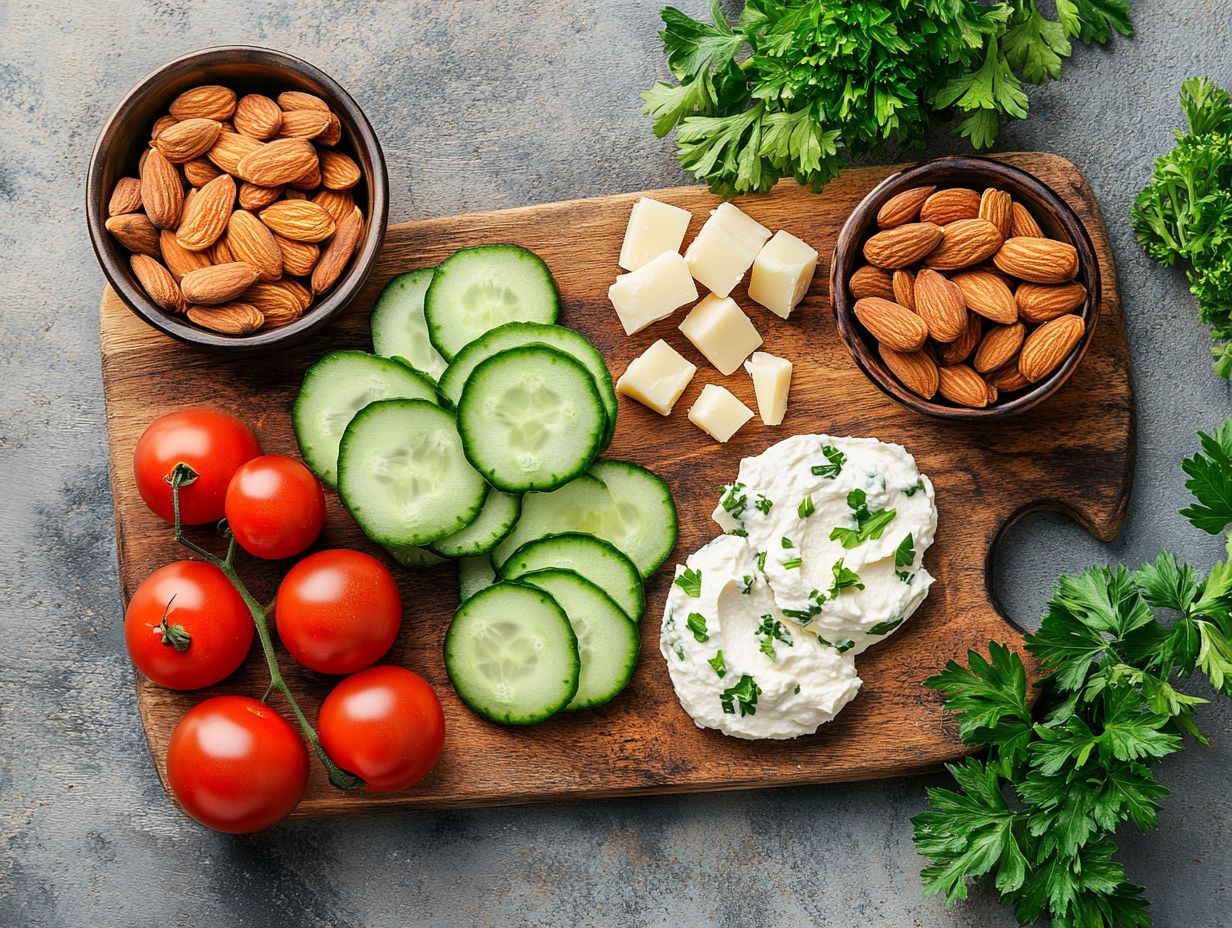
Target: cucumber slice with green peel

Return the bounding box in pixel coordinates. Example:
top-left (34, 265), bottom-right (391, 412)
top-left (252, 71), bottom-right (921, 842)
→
top-left (587, 460), bottom-right (678, 579)
top-left (445, 581), bottom-right (580, 725)
top-left (371, 267), bottom-right (448, 381)
top-left (516, 569), bottom-right (639, 711)
top-left (337, 398), bottom-right (487, 547)
top-left (293, 351), bottom-right (438, 487)
top-left (500, 533), bottom-right (645, 623)
top-left (424, 244), bottom-right (560, 360)
top-left (384, 543), bottom-right (448, 569)
top-left (458, 555), bottom-right (496, 602)
top-left (457, 345), bottom-right (605, 493)
top-left (429, 488), bottom-right (522, 558)
top-left (438, 322), bottom-right (617, 448)
top-left (491, 474), bottom-right (615, 571)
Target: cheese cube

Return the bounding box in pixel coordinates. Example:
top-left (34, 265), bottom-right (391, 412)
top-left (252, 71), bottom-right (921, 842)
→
top-left (608, 251), bottom-right (699, 335)
top-left (618, 197), bottom-right (692, 271)
top-left (747, 229), bottom-right (818, 320)
top-left (743, 351), bottom-right (793, 426)
top-left (616, 339), bottom-right (697, 415)
top-left (678, 294), bottom-right (763, 376)
top-left (688, 384), bottom-right (754, 443)
top-left (684, 204), bottom-right (772, 297)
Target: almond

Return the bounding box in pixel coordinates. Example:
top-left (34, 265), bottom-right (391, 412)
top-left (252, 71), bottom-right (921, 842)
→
top-left (108, 177), bottom-right (142, 216)
top-left (937, 313), bottom-right (981, 365)
top-left (919, 188), bottom-right (980, 225)
top-left (233, 94), bottom-right (283, 140)
top-left (913, 269), bottom-right (967, 343)
top-left (169, 85), bottom-right (236, 121)
top-left (312, 206), bottom-right (364, 294)
top-left (236, 138), bottom-right (319, 187)
top-left (187, 302), bottom-right (264, 335)
top-left (175, 173), bottom-right (236, 251)
top-left (288, 157), bottom-right (322, 191)
top-left (139, 148), bottom-right (184, 230)
top-left (924, 219), bottom-right (1003, 271)
top-left (312, 188), bottom-right (356, 225)
top-left (317, 113), bottom-right (343, 147)
top-left (994, 237), bottom-right (1079, 284)
top-left (209, 237), bottom-right (235, 265)
top-left (991, 362), bottom-right (1030, 392)
top-left (226, 210), bottom-right (283, 282)
top-left (278, 108), bottom-right (331, 140)
top-left (985, 381), bottom-right (999, 406)
top-left (879, 345), bottom-right (938, 399)
top-left (274, 235), bottom-right (319, 277)
top-left (105, 213), bottom-right (161, 257)
top-left (207, 131), bottom-right (262, 175)
top-left (130, 254), bottom-right (185, 314)
top-left (183, 157), bottom-right (223, 187)
top-left (181, 262), bottom-right (261, 306)
top-left (1016, 281), bottom-right (1088, 323)
top-left (259, 199), bottom-right (335, 242)
top-left (277, 91), bottom-right (330, 113)
top-left (951, 269), bottom-right (1018, 325)
top-left (1019, 314), bottom-right (1085, 382)
top-left (979, 188), bottom-right (1013, 239)
top-left (892, 269), bottom-right (916, 311)
top-left (243, 281), bottom-right (303, 323)
top-left (974, 322), bottom-right (1026, 373)
top-left (1011, 201), bottom-right (1045, 238)
top-left (849, 265), bottom-right (894, 301)
top-left (854, 297), bottom-right (929, 352)
top-left (862, 222), bottom-right (944, 269)
top-left (283, 188), bottom-right (308, 200)
top-left (238, 182), bottom-right (284, 211)
top-left (937, 364), bottom-right (990, 408)
top-left (876, 186), bottom-right (936, 229)
top-left (275, 277), bottom-right (313, 311)
top-left (160, 229), bottom-right (211, 281)
top-left (153, 117), bottom-right (221, 163)
top-left (151, 115), bottom-right (177, 140)
top-left (319, 150), bottom-right (361, 190)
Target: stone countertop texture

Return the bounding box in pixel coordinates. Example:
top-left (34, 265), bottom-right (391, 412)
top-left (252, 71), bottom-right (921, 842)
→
top-left (2, 1), bottom-right (1231, 925)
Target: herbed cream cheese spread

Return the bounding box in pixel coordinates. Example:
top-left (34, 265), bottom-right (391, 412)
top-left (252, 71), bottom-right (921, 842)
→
top-left (661, 435), bottom-right (938, 739)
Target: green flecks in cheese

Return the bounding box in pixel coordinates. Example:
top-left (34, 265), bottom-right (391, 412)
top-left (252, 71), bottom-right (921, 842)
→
top-left (674, 643), bottom-right (686, 661)
top-left (798, 495), bottom-right (815, 518)
top-left (782, 556), bottom-right (802, 570)
top-left (687, 612), bottom-right (709, 643)
top-left (811, 444), bottom-right (845, 479)
top-left (719, 481), bottom-right (748, 521)
top-left (829, 559), bottom-right (864, 597)
top-left (756, 614), bottom-right (793, 662)
top-left (675, 567), bottom-right (702, 597)
top-left (720, 674), bottom-right (762, 717)
top-left (740, 574), bottom-right (754, 594)
top-left (781, 536), bottom-right (795, 549)
top-left (708, 650), bottom-right (727, 678)
top-left (868, 617), bottom-right (904, 636)
top-left (895, 533), bottom-right (916, 582)
top-left (829, 488), bottom-right (896, 550)
top-left (754, 495), bottom-right (773, 515)
top-left (904, 478), bottom-right (925, 497)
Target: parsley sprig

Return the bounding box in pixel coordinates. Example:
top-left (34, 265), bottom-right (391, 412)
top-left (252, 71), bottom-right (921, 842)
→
top-left (913, 422), bottom-right (1232, 927)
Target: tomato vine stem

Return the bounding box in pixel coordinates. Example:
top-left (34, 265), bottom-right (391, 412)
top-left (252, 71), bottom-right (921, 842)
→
top-left (168, 463), bottom-right (364, 791)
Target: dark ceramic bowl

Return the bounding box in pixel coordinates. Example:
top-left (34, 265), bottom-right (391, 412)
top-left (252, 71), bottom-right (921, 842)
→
top-left (85, 46), bottom-right (388, 354)
top-left (831, 155), bottom-right (1101, 420)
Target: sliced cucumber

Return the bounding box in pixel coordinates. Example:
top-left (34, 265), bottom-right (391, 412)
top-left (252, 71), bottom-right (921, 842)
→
top-left (588, 460), bottom-right (678, 579)
top-left (457, 345), bottom-right (605, 493)
top-left (370, 267), bottom-right (449, 381)
top-left (337, 398), bottom-right (487, 547)
top-left (438, 322), bottom-right (617, 447)
top-left (445, 581), bottom-right (579, 724)
top-left (500, 533), bottom-right (644, 623)
top-left (424, 244), bottom-right (560, 360)
top-left (293, 351), bottom-right (438, 487)
top-left (491, 474), bottom-right (614, 569)
top-left (516, 569), bottom-right (639, 711)
top-left (384, 543), bottom-right (447, 569)
top-left (458, 555), bottom-right (496, 602)
top-left (429, 488), bottom-right (522, 558)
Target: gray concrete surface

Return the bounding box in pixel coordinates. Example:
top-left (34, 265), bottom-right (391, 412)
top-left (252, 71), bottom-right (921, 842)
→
top-left (2, 1), bottom-right (1231, 925)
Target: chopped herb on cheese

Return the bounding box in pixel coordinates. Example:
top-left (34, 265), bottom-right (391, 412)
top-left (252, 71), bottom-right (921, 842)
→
top-left (720, 673), bottom-right (762, 717)
top-left (675, 567), bottom-right (702, 597)
top-left (686, 611), bottom-right (709, 643)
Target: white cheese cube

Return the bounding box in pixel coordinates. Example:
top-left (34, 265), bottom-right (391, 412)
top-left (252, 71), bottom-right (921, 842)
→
top-left (747, 229), bottom-right (818, 320)
top-left (688, 384), bottom-right (754, 443)
top-left (608, 251), bottom-right (699, 335)
top-left (616, 339), bottom-right (697, 416)
top-left (743, 351), bottom-right (793, 426)
top-left (678, 293), bottom-right (763, 376)
top-left (684, 204), bottom-right (772, 297)
top-left (618, 197), bottom-right (692, 271)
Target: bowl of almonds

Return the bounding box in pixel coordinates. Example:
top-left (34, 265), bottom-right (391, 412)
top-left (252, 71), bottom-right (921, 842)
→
top-left (830, 156), bottom-right (1101, 420)
top-left (86, 46), bottom-right (388, 353)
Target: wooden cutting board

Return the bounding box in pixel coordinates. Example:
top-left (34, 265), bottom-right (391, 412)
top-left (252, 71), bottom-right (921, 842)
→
top-left (100, 153), bottom-right (1133, 817)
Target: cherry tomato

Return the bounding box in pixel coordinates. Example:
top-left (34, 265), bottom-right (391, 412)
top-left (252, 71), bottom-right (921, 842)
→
top-left (224, 455), bottom-right (326, 560)
top-left (134, 409), bottom-right (261, 525)
top-left (275, 549), bottom-right (401, 675)
top-left (317, 666), bottom-right (445, 793)
top-left (167, 695), bottom-right (308, 834)
top-left (124, 561), bottom-right (254, 690)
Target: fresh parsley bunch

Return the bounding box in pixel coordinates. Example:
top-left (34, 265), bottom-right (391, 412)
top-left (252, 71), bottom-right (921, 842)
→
top-left (642, 0), bottom-right (1133, 197)
top-left (1131, 78), bottom-right (1232, 378)
top-left (913, 421), bottom-right (1232, 927)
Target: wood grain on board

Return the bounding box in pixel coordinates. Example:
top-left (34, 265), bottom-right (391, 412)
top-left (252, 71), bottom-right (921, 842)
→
top-left (99, 153), bottom-right (1133, 817)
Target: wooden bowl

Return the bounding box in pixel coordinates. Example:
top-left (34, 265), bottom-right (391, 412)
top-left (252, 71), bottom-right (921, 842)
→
top-left (830, 155), bottom-right (1101, 420)
top-left (85, 46), bottom-right (388, 355)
